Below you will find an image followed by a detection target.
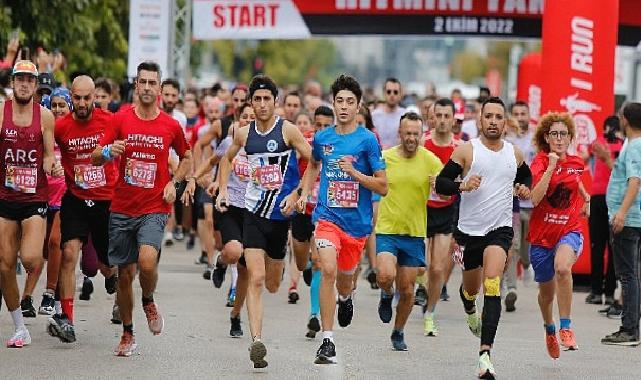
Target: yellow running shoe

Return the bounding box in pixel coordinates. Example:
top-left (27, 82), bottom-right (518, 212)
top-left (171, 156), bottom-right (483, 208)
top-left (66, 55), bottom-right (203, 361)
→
top-left (424, 315), bottom-right (439, 337)
top-left (467, 312), bottom-right (482, 338)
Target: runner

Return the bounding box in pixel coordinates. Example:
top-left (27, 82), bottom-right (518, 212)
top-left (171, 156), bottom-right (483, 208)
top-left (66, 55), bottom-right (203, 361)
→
top-left (527, 112), bottom-right (588, 358)
top-left (422, 98), bottom-right (461, 336)
top-left (435, 97), bottom-right (531, 379)
top-left (298, 74), bottom-right (387, 364)
top-left (216, 74), bottom-right (310, 368)
top-left (91, 61), bottom-right (191, 356)
top-left (46, 75), bottom-right (119, 344)
top-left (372, 77), bottom-right (406, 149)
top-left (0, 60), bottom-right (59, 348)
top-left (375, 111), bottom-right (442, 350)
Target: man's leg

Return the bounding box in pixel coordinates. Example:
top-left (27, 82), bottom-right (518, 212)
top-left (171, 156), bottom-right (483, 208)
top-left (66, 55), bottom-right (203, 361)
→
top-left (244, 248), bottom-right (267, 340)
top-left (394, 267), bottom-right (420, 331)
top-left (479, 245), bottom-right (507, 352)
top-left (58, 239), bottom-right (82, 321)
top-left (376, 251), bottom-right (397, 324)
top-left (503, 211), bottom-right (520, 311)
top-left (611, 228), bottom-right (641, 338)
top-left (198, 203), bottom-right (216, 273)
top-left (116, 263), bottom-right (137, 344)
top-left (519, 209), bottom-right (532, 270)
top-left (0, 218), bottom-right (23, 333)
top-left (426, 234), bottom-right (452, 314)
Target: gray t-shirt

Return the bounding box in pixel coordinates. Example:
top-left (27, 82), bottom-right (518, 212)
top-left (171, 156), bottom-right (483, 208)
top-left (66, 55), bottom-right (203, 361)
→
top-left (216, 136), bottom-right (248, 209)
top-left (506, 129), bottom-right (535, 209)
top-left (372, 106), bottom-right (406, 149)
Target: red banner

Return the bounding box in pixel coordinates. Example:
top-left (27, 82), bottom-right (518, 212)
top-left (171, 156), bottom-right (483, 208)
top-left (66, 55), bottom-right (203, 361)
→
top-left (516, 52), bottom-right (542, 124)
top-left (540, 0), bottom-right (619, 275)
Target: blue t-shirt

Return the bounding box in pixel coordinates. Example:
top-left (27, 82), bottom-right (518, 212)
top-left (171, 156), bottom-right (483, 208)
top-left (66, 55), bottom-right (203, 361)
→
top-left (311, 125), bottom-right (386, 238)
top-left (606, 137), bottom-right (641, 227)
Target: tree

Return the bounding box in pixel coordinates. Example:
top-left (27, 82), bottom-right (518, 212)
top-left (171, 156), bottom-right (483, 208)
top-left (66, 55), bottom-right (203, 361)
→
top-left (0, 0), bottom-right (128, 82)
top-left (450, 51), bottom-right (487, 84)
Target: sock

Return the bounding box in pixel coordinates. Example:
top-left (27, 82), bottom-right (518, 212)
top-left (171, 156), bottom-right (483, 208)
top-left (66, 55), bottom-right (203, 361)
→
top-left (123, 324), bottom-right (134, 335)
top-left (479, 349), bottom-right (491, 357)
top-left (338, 294), bottom-right (351, 302)
top-left (230, 264), bottom-right (238, 289)
top-left (54, 301), bottom-right (62, 315)
top-left (480, 295), bottom-right (501, 347)
top-left (322, 330), bottom-right (334, 342)
top-left (416, 274), bottom-right (426, 287)
top-left (142, 295), bottom-right (154, 306)
top-left (424, 311), bottom-right (434, 319)
top-left (459, 286), bottom-right (477, 315)
top-left (61, 298), bottom-right (74, 323)
top-left (392, 328), bottom-right (403, 334)
top-left (10, 308), bottom-right (25, 330)
top-left (381, 287), bottom-right (394, 298)
top-left (545, 323), bottom-right (556, 335)
top-left (560, 318), bottom-right (571, 330)
top-left (310, 269), bottom-right (321, 316)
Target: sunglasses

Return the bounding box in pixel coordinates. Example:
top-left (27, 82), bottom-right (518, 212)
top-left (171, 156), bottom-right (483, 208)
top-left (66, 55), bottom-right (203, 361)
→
top-left (386, 90), bottom-right (399, 95)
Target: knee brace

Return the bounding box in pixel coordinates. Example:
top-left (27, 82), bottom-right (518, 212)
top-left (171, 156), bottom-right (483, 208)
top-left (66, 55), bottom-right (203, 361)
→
top-left (484, 276), bottom-right (501, 297)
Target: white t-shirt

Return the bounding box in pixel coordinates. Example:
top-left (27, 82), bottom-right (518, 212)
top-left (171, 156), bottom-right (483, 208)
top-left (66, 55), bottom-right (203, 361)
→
top-left (462, 119), bottom-right (478, 139)
top-left (372, 106), bottom-right (406, 149)
top-left (506, 129), bottom-right (535, 208)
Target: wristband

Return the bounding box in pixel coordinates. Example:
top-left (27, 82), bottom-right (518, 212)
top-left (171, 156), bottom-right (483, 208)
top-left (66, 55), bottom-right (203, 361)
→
top-left (102, 145), bottom-right (113, 161)
top-left (297, 188), bottom-right (303, 196)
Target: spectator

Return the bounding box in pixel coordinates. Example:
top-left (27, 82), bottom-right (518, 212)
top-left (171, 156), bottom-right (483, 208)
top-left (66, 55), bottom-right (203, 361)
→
top-left (94, 78), bottom-right (112, 111)
top-left (372, 77), bottom-right (406, 149)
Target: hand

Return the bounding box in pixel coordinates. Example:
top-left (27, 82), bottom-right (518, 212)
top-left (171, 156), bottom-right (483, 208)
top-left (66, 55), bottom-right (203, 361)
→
top-left (110, 140), bottom-right (125, 158)
top-left (182, 178), bottom-right (196, 205)
top-left (581, 201), bottom-right (590, 218)
top-left (514, 183), bottom-right (530, 200)
top-left (461, 174), bottom-right (482, 192)
top-left (611, 210), bottom-right (626, 234)
top-left (197, 173), bottom-right (212, 189)
top-left (338, 156), bottom-right (357, 177)
top-left (216, 189), bottom-right (229, 212)
top-left (206, 181), bottom-right (219, 197)
top-left (547, 152), bottom-right (559, 170)
top-left (296, 190), bottom-right (308, 212)
top-left (279, 191), bottom-right (299, 216)
top-left (429, 176), bottom-right (436, 189)
top-left (52, 162), bottom-right (64, 177)
top-left (163, 181), bottom-right (176, 203)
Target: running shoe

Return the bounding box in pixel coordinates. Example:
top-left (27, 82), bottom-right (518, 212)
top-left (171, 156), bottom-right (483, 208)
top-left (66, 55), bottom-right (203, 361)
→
top-left (143, 302), bottom-right (164, 335)
top-left (6, 328), bottom-right (31, 348)
top-left (414, 285), bottom-right (427, 307)
top-left (47, 314), bottom-right (76, 343)
top-left (104, 275), bottom-right (118, 295)
top-left (111, 304), bottom-right (122, 324)
top-left (314, 338), bottom-right (337, 364)
top-left (337, 295), bottom-right (354, 328)
top-left (366, 269), bottom-right (378, 290)
top-left (212, 261), bottom-right (227, 288)
top-left (186, 233), bottom-right (195, 250)
top-left (230, 316), bottom-right (243, 338)
top-left (423, 314), bottom-right (438, 337)
top-left (302, 266), bottom-right (312, 287)
top-left (467, 312), bottom-right (482, 338)
top-left (604, 295), bottom-right (615, 305)
top-left (585, 293), bottom-right (603, 305)
top-left (226, 287), bottom-right (236, 308)
top-left (173, 227), bottom-right (184, 241)
top-left (607, 303), bottom-right (623, 319)
top-left (79, 276), bottom-right (94, 301)
top-left (478, 352), bottom-right (496, 379)
top-left (203, 266), bottom-right (213, 280)
top-left (391, 330), bottom-right (408, 351)
top-left (288, 288), bottom-right (300, 304)
top-left (21, 296), bottom-right (36, 318)
top-left (249, 340), bottom-right (268, 368)
top-left (559, 328), bottom-right (578, 350)
top-left (114, 331), bottom-right (137, 357)
top-left (306, 315), bottom-right (321, 339)
top-left (440, 285), bottom-right (450, 301)
top-left (38, 292), bottom-right (55, 316)
top-left (505, 289), bottom-right (517, 312)
top-left (598, 304), bottom-right (611, 315)
top-left (545, 333), bottom-right (560, 359)
top-left (601, 329), bottom-right (641, 346)
top-left (378, 290), bottom-right (393, 323)
top-left (163, 232), bottom-right (174, 247)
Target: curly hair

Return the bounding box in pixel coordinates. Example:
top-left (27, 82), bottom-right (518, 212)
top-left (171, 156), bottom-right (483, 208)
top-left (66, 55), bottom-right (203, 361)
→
top-left (533, 112), bottom-right (575, 153)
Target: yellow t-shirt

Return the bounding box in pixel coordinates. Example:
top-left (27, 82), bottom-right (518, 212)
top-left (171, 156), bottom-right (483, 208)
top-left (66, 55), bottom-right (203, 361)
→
top-left (375, 146), bottom-right (443, 237)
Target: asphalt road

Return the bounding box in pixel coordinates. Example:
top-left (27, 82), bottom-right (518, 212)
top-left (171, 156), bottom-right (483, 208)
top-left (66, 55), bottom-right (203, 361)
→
top-left (2, 243), bottom-right (640, 379)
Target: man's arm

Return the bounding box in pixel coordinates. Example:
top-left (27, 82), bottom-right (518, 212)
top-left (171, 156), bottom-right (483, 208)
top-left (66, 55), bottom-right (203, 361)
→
top-left (193, 119), bottom-right (220, 168)
top-left (297, 157), bottom-right (322, 212)
top-left (173, 150), bottom-right (192, 183)
top-left (41, 108), bottom-right (56, 175)
top-left (284, 121), bottom-right (311, 162)
top-left (612, 176), bottom-right (641, 233)
top-left (435, 143), bottom-right (477, 195)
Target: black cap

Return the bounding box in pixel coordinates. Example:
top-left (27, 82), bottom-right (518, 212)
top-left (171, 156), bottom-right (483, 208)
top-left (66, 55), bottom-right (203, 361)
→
top-left (37, 72), bottom-right (54, 95)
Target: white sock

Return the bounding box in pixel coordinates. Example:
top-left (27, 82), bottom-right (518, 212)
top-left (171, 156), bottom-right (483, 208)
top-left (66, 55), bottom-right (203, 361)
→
top-left (54, 301), bottom-right (62, 315)
top-left (10, 308), bottom-right (26, 331)
top-left (338, 294), bottom-right (351, 302)
top-left (424, 311), bottom-right (434, 319)
top-left (322, 330), bottom-right (334, 342)
top-left (231, 264), bottom-right (238, 288)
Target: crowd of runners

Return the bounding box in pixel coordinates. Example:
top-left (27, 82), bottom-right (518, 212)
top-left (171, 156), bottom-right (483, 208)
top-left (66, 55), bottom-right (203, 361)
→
top-left (1, 55), bottom-right (640, 380)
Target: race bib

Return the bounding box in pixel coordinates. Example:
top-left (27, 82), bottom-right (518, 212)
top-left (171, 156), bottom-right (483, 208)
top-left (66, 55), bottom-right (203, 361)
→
top-left (74, 164), bottom-right (106, 189)
top-left (5, 165), bottom-right (37, 194)
top-left (232, 158), bottom-right (251, 182)
top-left (328, 181), bottom-right (359, 208)
top-left (255, 164), bottom-right (283, 190)
top-left (124, 159), bottom-right (157, 189)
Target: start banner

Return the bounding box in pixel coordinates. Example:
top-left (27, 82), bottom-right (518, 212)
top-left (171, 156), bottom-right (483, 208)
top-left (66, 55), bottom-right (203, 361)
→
top-left (192, 0), bottom-right (641, 45)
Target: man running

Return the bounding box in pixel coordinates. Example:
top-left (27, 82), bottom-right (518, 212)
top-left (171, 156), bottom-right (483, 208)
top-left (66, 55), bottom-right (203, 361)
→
top-left (216, 74), bottom-right (310, 368)
top-left (435, 97), bottom-right (531, 379)
top-left (298, 74), bottom-right (387, 365)
top-left (0, 60), bottom-right (59, 348)
top-left (46, 75), bottom-right (119, 343)
top-left (372, 77), bottom-right (406, 149)
top-left (91, 61), bottom-right (191, 357)
top-left (375, 112), bottom-right (442, 351)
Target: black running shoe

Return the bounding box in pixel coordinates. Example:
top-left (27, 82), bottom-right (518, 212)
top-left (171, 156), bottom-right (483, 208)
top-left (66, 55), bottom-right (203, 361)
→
top-left (230, 316), bottom-right (243, 338)
top-left (104, 275), bottom-right (118, 295)
top-left (288, 289), bottom-right (299, 304)
top-left (378, 290), bottom-right (393, 323)
top-left (414, 285), bottom-right (427, 307)
top-left (306, 315), bottom-right (321, 338)
top-left (440, 285), bottom-right (450, 301)
top-left (391, 330), bottom-right (408, 351)
top-left (186, 234), bottom-right (195, 250)
top-left (314, 338), bottom-right (337, 364)
top-left (303, 266), bottom-right (312, 287)
top-left (212, 262), bottom-right (227, 288)
top-left (79, 277), bottom-right (93, 301)
top-left (38, 292), bottom-right (55, 315)
top-left (47, 314), bottom-right (76, 343)
top-left (203, 266), bottom-right (213, 280)
top-left (111, 304), bottom-right (122, 324)
top-left (337, 296), bottom-right (354, 328)
top-left (366, 270), bottom-right (378, 289)
top-left (21, 296), bottom-right (36, 318)
top-left (585, 293), bottom-right (603, 305)
top-left (249, 340), bottom-right (268, 368)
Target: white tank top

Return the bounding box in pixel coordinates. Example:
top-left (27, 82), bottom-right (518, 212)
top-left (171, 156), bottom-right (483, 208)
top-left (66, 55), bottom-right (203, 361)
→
top-left (458, 138), bottom-right (517, 236)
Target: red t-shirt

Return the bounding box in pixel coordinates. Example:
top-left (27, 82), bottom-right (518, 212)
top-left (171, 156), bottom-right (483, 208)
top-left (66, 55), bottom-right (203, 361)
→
top-left (590, 137), bottom-right (623, 195)
top-left (55, 109), bottom-right (118, 200)
top-left (100, 107), bottom-right (189, 217)
top-left (424, 137), bottom-right (460, 208)
top-left (298, 130), bottom-right (320, 215)
top-left (527, 152), bottom-right (585, 248)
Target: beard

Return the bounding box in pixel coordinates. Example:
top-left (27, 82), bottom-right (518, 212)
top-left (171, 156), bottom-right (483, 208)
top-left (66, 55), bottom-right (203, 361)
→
top-left (74, 104), bottom-right (93, 120)
top-left (163, 103), bottom-right (175, 114)
top-left (13, 93), bottom-right (33, 105)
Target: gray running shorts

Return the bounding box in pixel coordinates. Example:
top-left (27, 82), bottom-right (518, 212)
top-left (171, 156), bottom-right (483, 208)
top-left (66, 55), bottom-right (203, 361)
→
top-left (108, 212), bottom-right (168, 266)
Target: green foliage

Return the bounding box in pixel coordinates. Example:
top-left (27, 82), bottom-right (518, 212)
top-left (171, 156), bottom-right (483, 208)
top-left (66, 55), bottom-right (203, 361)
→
top-left (0, 0), bottom-right (128, 81)
top-left (450, 50), bottom-right (487, 83)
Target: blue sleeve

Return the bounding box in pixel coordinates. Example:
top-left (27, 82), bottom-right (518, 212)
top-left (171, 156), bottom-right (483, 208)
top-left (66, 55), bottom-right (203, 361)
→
top-left (367, 135), bottom-right (386, 172)
top-left (312, 134), bottom-right (322, 162)
top-left (625, 141), bottom-right (641, 180)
